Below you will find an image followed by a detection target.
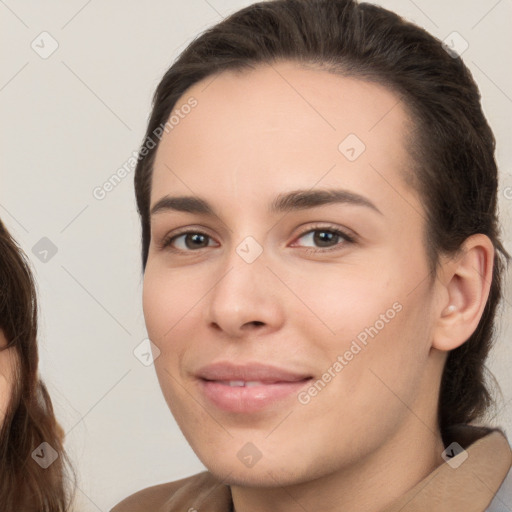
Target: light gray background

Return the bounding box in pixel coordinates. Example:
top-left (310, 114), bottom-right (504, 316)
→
top-left (1, 1), bottom-right (511, 510)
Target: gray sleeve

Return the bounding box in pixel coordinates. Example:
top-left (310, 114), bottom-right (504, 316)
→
top-left (486, 466), bottom-right (512, 512)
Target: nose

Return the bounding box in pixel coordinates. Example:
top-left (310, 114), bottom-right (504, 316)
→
top-left (206, 248), bottom-right (286, 339)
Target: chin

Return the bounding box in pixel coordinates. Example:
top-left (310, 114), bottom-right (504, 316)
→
top-left (208, 464), bottom-right (303, 488)
top-left (197, 448), bottom-right (315, 489)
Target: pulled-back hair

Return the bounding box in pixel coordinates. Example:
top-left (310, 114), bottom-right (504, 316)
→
top-left (133, 0), bottom-right (510, 436)
top-left (0, 220), bottom-right (74, 510)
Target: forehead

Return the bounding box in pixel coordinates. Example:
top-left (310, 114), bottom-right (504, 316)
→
top-left (151, 61), bottom-right (419, 215)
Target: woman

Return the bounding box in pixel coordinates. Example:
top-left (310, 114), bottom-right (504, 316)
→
top-left (113, 0), bottom-right (511, 510)
top-left (0, 220), bottom-right (74, 510)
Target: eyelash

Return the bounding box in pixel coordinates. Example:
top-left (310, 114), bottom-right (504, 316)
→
top-left (159, 224), bottom-right (356, 254)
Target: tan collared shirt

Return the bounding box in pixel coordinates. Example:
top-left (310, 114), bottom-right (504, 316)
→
top-left (111, 425), bottom-right (512, 512)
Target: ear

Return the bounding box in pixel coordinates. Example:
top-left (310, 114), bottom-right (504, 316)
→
top-left (432, 234), bottom-right (494, 352)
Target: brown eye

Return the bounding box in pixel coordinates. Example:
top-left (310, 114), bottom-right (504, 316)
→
top-left (294, 227), bottom-right (354, 251)
top-left (162, 231), bottom-right (216, 251)
top-left (182, 233), bottom-right (210, 249)
top-left (313, 230), bottom-right (340, 247)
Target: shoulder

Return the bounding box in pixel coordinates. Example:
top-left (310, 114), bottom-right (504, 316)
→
top-left (110, 471), bottom-right (231, 512)
top-left (110, 473), bottom-right (201, 512)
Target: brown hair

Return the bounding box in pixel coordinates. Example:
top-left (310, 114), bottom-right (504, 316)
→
top-left (133, 0), bottom-right (510, 435)
top-left (0, 220), bottom-right (75, 510)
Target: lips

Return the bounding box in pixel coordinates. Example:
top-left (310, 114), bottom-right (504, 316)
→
top-left (197, 362), bottom-right (311, 383)
top-left (196, 362), bottom-right (312, 413)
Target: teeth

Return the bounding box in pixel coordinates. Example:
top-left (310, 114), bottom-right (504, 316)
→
top-left (228, 380), bottom-right (245, 387)
top-left (245, 381), bottom-right (263, 387)
top-left (225, 380), bottom-right (264, 387)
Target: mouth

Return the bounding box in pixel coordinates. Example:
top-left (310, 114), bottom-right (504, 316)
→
top-left (196, 362), bottom-right (313, 413)
top-left (213, 380), bottom-right (295, 387)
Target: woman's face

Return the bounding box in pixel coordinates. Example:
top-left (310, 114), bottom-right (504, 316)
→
top-left (0, 330), bottom-right (16, 427)
top-left (143, 61), bottom-right (446, 486)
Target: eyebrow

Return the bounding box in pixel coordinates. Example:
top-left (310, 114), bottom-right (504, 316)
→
top-left (150, 189), bottom-right (383, 217)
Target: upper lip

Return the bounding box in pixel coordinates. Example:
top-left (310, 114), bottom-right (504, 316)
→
top-left (196, 362), bottom-right (312, 383)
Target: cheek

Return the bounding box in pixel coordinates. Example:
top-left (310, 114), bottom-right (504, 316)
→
top-left (142, 263), bottom-right (212, 394)
top-left (142, 271), bottom-right (169, 342)
top-left (293, 307), bottom-right (428, 464)
top-left (291, 253), bottom-right (432, 415)
top-left (142, 263), bottom-right (201, 344)
top-left (142, 270), bottom-right (190, 416)
top-left (0, 379), bottom-right (11, 426)
top-left (0, 350), bottom-right (16, 426)
top-left (287, 254), bottom-right (400, 348)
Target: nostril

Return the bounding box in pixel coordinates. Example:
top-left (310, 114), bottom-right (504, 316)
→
top-left (241, 320), bottom-right (265, 329)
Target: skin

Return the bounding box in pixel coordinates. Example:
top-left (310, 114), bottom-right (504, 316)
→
top-left (0, 330), bottom-right (16, 427)
top-left (143, 61), bottom-right (494, 512)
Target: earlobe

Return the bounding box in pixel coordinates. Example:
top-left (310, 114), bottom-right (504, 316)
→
top-left (432, 234), bottom-right (494, 352)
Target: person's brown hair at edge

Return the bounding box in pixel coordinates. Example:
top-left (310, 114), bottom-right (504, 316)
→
top-left (0, 219), bottom-right (75, 511)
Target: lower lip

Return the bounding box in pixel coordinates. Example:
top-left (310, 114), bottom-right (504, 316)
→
top-left (199, 379), bottom-right (312, 413)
